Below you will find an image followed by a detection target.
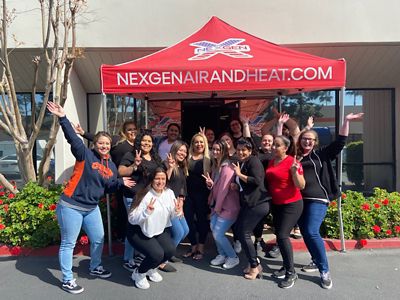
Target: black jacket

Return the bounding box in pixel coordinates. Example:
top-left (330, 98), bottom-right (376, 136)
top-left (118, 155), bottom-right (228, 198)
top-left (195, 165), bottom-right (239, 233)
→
top-left (238, 155), bottom-right (270, 207)
top-left (303, 135), bottom-right (347, 201)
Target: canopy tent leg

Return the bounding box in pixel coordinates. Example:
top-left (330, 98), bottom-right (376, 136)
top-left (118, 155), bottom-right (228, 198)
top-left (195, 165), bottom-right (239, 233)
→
top-left (102, 93), bottom-right (114, 256)
top-left (337, 87), bottom-right (346, 253)
top-left (144, 97), bottom-right (149, 129)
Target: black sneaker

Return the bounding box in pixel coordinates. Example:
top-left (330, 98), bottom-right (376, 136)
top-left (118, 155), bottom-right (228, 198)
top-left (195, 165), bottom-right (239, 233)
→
top-left (158, 263), bottom-right (177, 272)
top-left (271, 267), bottom-right (286, 279)
top-left (267, 245), bottom-right (281, 258)
top-left (90, 266), bottom-right (112, 278)
top-left (278, 271), bottom-right (298, 289)
top-left (301, 261), bottom-right (318, 273)
top-left (123, 261), bottom-right (136, 272)
top-left (170, 256), bottom-right (183, 263)
top-left (320, 272), bottom-right (333, 289)
top-left (62, 279), bottom-right (84, 294)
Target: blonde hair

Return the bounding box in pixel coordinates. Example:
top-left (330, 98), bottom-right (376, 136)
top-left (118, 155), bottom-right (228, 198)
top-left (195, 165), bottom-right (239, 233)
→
top-left (189, 133), bottom-right (211, 175)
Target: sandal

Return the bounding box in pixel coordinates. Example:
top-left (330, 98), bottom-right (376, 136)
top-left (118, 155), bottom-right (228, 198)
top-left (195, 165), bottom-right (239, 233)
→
top-left (192, 251), bottom-right (204, 260)
top-left (182, 250), bottom-right (196, 258)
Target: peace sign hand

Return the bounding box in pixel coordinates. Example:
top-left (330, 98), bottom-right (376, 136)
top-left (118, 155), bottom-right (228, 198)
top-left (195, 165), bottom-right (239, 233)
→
top-left (146, 198), bottom-right (157, 214)
top-left (174, 198), bottom-right (184, 216)
top-left (199, 126), bottom-right (206, 136)
top-left (290, 160), bottom-right (301, 174)
top-left (201, 172), bottom-right (213, 189)
top-left (134, 150), bottom-right (142, 166)
top-left (167, 153), bottom-right (176, 169)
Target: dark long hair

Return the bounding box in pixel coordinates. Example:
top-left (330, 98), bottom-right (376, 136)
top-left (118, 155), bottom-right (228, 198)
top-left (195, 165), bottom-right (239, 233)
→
top-left (129, 167), bottom-right (167, 211)
top-left (211, 139), bottom-right (230, 173)
top-left (168, 140), bottom-right (189, 176)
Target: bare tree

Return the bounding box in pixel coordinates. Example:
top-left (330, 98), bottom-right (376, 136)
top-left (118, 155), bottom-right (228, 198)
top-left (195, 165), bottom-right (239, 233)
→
top-left (0, 0), bottom-right (86, 191)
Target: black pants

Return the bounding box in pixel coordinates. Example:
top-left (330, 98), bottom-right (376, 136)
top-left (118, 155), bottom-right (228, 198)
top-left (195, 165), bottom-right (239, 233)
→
top-left (236, 201), bottom-right (270, 268)
top-left (184, 193), bottom-right (209, 245)
top-left (272, 200), bottom-right (303, 273)
top-left (127, 225), bottom-right (175, 274)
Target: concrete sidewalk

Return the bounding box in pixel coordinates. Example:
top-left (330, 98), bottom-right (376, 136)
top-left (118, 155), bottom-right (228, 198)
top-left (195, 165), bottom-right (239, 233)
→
top-left (1, 245), bottom-right (399, 300)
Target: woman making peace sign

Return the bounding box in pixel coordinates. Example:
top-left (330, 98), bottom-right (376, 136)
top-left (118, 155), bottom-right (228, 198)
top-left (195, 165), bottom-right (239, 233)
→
top-left (127, 168), bottom-right (183, 289)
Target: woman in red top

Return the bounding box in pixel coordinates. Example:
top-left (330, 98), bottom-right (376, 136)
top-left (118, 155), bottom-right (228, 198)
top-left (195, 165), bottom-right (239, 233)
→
top-left (266, 135), bottom-right (305, 289)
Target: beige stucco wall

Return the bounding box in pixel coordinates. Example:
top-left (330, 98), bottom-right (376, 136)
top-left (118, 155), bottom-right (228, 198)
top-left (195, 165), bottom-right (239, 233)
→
top-left (8, 0), bottom-right (400, 48)
top-left (54, 68), bottom-right (87, 184)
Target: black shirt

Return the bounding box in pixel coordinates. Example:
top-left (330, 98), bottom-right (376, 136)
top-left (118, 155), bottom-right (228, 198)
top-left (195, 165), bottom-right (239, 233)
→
top-left (187, 158), bottom-right (209, 196)
top-left (120, 152), bottom-right (164, 197)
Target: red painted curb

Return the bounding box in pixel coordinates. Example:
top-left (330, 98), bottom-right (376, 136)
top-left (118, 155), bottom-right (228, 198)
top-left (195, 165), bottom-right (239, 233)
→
top-left (1, 238), bottom-right (400, 257)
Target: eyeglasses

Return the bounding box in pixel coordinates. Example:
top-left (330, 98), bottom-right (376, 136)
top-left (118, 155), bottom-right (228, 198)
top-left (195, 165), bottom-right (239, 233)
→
top-left (301, 137), bottom-right (316, 142)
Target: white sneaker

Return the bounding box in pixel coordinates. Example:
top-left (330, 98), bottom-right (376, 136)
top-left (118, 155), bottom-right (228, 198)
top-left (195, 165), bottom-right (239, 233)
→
top-left (147, 269), bottom-right (163, 282)
top-left (223, 256), bottom-right (240, 269)
top-left (131, 269), bottom-right (150, 289)
top-left (233, 240), bottom-right (242, 254)
top-left (210, 255), bottom-right (226, 266)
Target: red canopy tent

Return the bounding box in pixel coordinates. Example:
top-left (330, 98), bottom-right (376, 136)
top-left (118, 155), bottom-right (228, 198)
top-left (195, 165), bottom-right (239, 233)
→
top-left (100, 16), bottom-right (348, 251)
top-left (101, 16), bottom-right (346, 99)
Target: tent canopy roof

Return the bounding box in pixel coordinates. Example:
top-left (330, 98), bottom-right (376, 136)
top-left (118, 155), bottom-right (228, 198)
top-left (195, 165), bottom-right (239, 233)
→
top-left (101, 16), bottom-right (346, 100)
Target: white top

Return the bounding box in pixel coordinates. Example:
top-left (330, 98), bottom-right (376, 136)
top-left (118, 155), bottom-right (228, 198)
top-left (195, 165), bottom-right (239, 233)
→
top-left (158, 139), bottom-right (173, 161)
top-left (128, 188), bottom-right (178, 238)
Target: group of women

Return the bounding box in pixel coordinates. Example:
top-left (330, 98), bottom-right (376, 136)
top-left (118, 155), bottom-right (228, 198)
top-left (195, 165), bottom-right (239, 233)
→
top-left (48, 101), bottom-right (363, 294)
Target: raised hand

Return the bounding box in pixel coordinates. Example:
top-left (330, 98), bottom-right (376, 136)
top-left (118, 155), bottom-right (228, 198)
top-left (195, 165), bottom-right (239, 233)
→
top-left (278, 113), bottom-right (290, 125)
top-left (134, 150), bottom-right (142, 167)
top-left (345, 112), bottom-right (364, 121)
top-left (201, 172), bottom-right (213, 188)
top-left (290, 159), bottom-right (301, 174)
top-left (146, 198), bottom-right (157, 214)
top-left (232, 162), bottom-right (242, 176)
top-left (199, 126), bottom-right (206, 136)
top-left (72, 123), bottom-right (85, 135)
top-left (240, 115), bottom-right (250, 124)
top-left (307, 116), bottom-right (314, 129)
top-left (174, 198), bottom-right (184, 216)
top-left (46, 101), bottom-right (65, 117)
top-left (122, 177), bottom-right (136, 188)
top-left (166, 153), bottom-right (176, 169)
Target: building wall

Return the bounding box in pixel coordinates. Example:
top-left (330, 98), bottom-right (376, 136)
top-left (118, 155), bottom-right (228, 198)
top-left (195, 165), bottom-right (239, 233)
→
top-left (54, 68), bottom-right (88, 183)
top-left (8, 0), bottom-right (400, 48)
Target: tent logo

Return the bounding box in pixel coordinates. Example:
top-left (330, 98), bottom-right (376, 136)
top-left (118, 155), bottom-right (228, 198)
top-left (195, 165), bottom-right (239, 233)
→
top-left (188, 38), bottom-right (252, 60)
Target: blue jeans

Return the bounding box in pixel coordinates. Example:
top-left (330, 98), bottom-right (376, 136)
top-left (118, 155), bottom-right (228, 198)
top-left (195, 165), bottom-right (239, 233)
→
top-left (123, 197), bottom-right (135, 262)
top-left (298, 201), bottom-right (329, 273)
top-left (210, 213), bottom-right (236, 258)
top-left (56, 203), bottom-right (104, 282)
top-left (170, 216), bottom-right (189, 247)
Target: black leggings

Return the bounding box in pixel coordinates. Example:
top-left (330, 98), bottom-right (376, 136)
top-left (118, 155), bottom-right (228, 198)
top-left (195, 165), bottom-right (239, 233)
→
top-left (272, 200), bottom-right (303, 273)
top-left (236, 201), bottom-right (270, 268)
top-left (184, 194), bottom-right (209, 245)
top-left (127, 225), bottom-right (175, 274)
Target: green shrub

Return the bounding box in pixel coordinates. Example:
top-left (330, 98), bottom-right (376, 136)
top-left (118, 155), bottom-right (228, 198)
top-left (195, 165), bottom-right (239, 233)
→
top-left (0, 182), bottom-right (62, 248)
top-left (322, 188), bottom-right (400, 239)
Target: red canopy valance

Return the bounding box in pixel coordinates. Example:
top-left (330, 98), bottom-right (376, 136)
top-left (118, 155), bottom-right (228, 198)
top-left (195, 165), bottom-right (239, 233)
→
top-left (101, 16), bottom-right (346, 100)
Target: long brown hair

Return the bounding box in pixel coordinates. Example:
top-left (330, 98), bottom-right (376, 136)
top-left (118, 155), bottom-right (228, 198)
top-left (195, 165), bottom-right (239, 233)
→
top-left (168, 140), bottom-right (189, 177)
top-left (296, 130), bottom-right (319, 158)
top-left (129, 167), bottom-right (167, 212)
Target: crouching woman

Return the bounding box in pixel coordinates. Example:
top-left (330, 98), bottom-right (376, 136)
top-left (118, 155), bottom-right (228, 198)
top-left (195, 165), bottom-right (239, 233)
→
top-left (127, 168), bottom-right (183, 289)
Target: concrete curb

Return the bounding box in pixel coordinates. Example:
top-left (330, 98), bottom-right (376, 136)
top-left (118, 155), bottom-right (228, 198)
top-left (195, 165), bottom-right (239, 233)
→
top-left (1, 238), bottom-right (400, 257)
